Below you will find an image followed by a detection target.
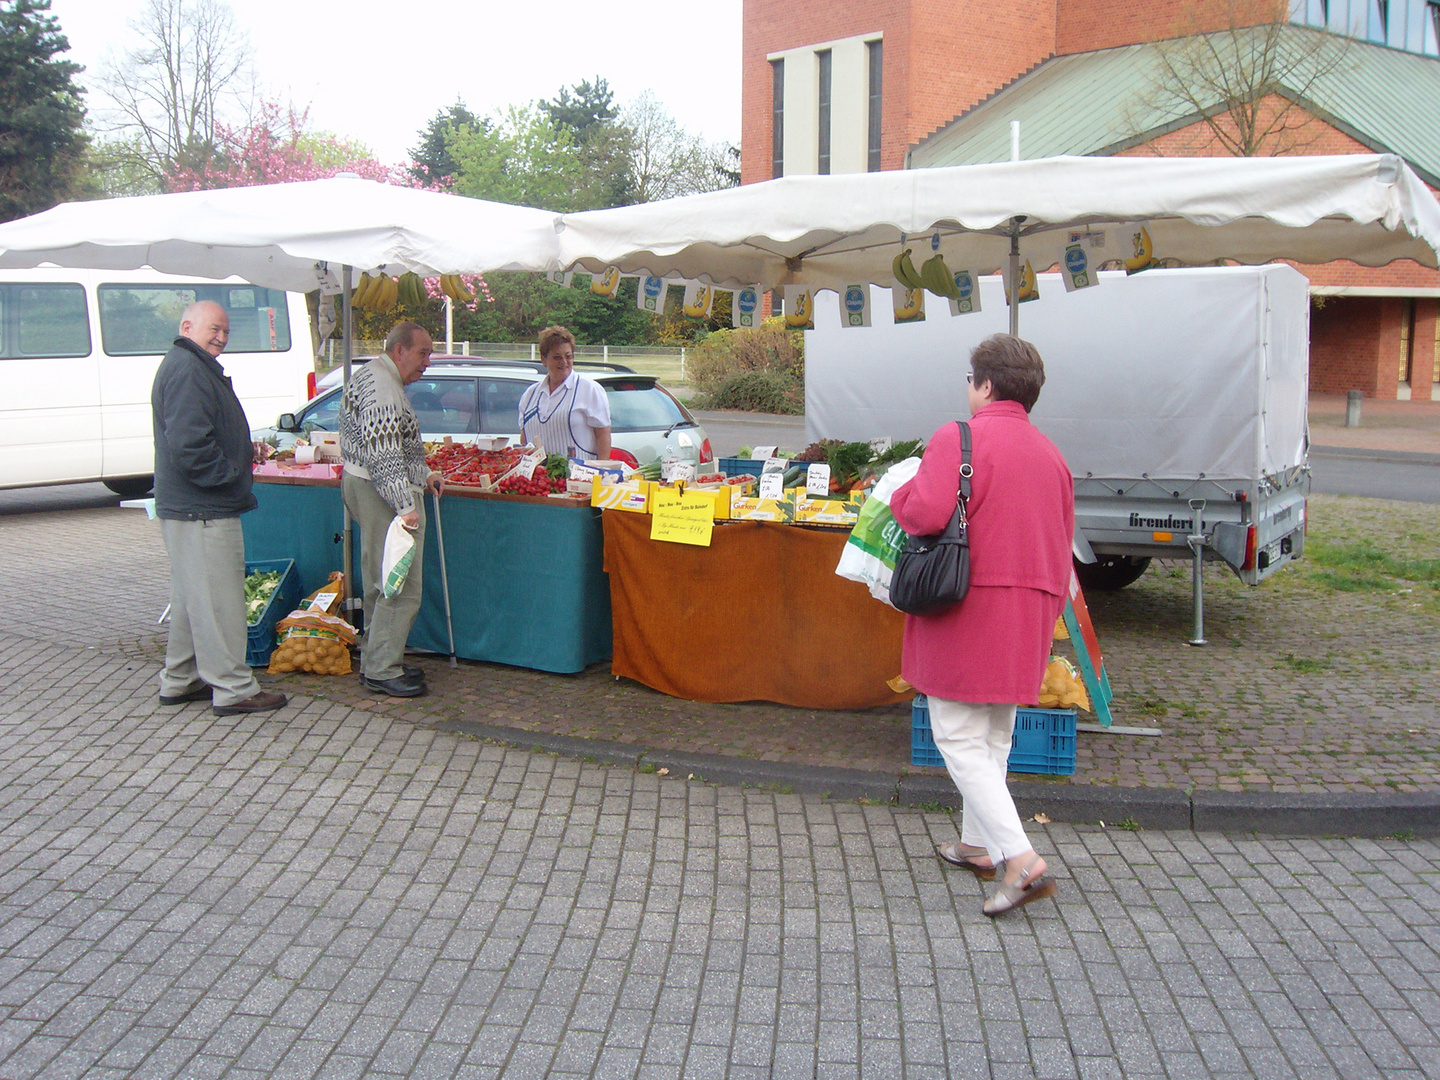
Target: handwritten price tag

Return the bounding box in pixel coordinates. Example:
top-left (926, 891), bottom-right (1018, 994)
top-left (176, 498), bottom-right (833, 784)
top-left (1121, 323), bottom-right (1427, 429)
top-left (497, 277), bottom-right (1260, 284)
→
top-left (758, 472), bottom-right (785, 501)
top-left (806, 463), bottom-right (831, 496)
top-left (751, 445), bottom-right (778, 461)
top-left (649, 488), bottom-right (714, 547)
top-left (661, 459), bottom-right (696, 482)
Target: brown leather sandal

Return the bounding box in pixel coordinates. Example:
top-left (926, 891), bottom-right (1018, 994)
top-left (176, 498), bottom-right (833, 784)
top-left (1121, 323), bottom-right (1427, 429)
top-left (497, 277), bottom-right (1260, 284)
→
top-left (983, 852), bottom-right (1058, 917)
top-left (936, 841), bottom-right (997, 881)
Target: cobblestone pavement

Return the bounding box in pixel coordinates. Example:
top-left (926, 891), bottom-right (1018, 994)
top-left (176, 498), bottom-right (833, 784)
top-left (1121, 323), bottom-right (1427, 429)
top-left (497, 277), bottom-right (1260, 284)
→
top-left (3, 490), bottom-right (1434, 797)
top-left (3, 636), bottom-right (1439, 1080)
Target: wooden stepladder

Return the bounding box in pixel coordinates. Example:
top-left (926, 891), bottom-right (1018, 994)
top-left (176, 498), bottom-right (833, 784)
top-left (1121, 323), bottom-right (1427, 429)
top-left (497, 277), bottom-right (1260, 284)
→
top-left (1062, 571), bottom-right (1115, 728)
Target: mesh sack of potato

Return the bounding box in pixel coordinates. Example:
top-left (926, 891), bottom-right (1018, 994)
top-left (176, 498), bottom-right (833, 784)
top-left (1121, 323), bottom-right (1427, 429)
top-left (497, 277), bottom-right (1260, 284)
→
top-left (267, 573), bottom-right (356, 676)
top-left (1037, 655), bottom-right (1091, 712)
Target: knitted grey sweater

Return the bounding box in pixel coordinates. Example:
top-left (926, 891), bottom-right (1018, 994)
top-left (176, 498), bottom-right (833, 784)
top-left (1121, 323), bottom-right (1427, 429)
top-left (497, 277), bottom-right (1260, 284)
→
top-left (339, 355), bottom-right (430, 515)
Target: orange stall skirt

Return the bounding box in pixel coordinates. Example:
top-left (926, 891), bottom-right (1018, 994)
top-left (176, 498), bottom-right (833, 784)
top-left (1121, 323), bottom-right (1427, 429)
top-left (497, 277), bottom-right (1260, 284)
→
top-left (602, 511), bottom-right (909, 709)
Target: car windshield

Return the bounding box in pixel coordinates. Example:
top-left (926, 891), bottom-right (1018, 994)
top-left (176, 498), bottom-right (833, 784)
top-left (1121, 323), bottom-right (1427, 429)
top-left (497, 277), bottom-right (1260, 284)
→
top-left (604, 381), bottom-right (692, 433)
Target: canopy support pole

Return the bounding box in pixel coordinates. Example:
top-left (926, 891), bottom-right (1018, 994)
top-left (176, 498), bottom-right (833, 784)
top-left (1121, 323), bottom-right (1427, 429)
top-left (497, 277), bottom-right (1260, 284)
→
top-left (340, 264), bottom-right (359, 632)
top-left (1008, 223), bottom-right (1021, 337)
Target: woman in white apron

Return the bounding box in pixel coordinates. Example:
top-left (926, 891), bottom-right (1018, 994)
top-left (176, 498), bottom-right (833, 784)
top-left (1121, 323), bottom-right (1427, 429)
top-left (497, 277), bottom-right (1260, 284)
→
top-left (517, 325), bottom-right (613, 460)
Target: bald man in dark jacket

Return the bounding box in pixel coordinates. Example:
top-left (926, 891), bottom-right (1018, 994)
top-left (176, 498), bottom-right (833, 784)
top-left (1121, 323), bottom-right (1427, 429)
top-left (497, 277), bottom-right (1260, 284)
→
top-left (152, 300), bottom-right (286, 716)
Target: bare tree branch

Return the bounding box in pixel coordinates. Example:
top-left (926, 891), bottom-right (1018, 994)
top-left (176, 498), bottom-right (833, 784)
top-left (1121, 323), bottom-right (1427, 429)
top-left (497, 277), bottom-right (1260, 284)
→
top-left (1124, 13), bottom-right (1353, 158)
top-left (90, 0), bottom-right (254, 188)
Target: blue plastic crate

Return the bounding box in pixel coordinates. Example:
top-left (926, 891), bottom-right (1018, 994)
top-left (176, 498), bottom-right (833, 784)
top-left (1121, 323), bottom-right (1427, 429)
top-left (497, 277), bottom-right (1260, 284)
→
top-left (911, 696), bottom-right (1077, 776)
top-left (245, 558), bottom-right (301, 667)
top-left (718, 456), bottom-right (765, 478)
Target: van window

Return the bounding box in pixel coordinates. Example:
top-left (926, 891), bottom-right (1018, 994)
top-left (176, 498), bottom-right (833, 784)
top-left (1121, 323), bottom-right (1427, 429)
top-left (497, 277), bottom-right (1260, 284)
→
top-left (0, 283), bottom-right (90, 358)
top-left (98, 283), bottom-right (293, 356)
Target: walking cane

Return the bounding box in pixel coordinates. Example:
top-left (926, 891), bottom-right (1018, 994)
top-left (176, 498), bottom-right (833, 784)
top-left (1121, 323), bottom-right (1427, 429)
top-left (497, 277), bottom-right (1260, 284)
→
top-left (430, 488), bottom-right (458, 668)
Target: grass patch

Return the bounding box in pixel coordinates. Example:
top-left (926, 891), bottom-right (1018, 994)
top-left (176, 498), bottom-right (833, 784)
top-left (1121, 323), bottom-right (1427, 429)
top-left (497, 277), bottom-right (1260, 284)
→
top-left (1117, 817), bottom-right (1143, 832)
top-left (1304, 539), bottom-right (1440, 593)
top-left (1281, 654), bottom-right (1328, 673)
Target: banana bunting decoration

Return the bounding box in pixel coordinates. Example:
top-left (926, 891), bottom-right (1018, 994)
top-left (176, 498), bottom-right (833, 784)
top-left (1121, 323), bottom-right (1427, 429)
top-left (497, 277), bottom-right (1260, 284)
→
top-left (1124, 224), bottom-right (1157, 275)
top-left (682, 283), bottom-right (714, 319)
top-left (892, 285), bottom-right (925, 324)
top-left (1004, 260), bottom-right (1040, 305)
top-left (590, 266), bottom-right (622, 297)
top-left (784, 285), bottom-right (815, 329)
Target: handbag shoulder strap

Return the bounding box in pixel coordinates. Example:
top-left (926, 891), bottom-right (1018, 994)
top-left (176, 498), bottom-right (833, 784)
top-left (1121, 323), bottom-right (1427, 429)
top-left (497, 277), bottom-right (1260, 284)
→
top-left (956, 421), bottom-right (972, 504)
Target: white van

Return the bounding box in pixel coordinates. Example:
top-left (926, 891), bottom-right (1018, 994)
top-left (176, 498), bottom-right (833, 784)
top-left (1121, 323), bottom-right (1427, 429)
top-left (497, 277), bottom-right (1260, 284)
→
top-left (0, 267), bottom-right (312, 497)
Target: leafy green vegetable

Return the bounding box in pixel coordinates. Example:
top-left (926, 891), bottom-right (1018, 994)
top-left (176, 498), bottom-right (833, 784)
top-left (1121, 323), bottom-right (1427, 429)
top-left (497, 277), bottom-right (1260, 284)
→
top-left (826, 441), bottom-right (876, 489)
top-left (544, 454), bottom-right (570, 480)
top-left (244, 570), bottom-right (283, 625)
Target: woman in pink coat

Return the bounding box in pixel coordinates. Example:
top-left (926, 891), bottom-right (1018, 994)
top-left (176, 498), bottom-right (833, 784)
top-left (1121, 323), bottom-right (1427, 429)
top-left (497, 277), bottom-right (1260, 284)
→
top-left (890, 334), bottom-right (1075, 916)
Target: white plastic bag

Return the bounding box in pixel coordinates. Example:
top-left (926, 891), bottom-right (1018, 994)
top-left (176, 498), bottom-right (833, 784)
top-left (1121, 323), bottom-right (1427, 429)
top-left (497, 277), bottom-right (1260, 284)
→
top-left (835, 457), bottom-right (922, 607)
top-left (381, 516), bottom-right (416, 598)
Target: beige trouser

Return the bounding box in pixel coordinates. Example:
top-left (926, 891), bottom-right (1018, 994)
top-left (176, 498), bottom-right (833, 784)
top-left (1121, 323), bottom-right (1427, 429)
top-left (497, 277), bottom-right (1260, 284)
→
top-left (342, 472), bottom-right (426, 681)
top-left (159, 516), bottom-right (260, 707)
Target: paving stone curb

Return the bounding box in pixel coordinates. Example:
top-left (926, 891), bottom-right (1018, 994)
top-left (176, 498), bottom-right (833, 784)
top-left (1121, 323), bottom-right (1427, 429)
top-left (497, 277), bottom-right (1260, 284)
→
top-left (437, 718), bottom-right (1440, 837)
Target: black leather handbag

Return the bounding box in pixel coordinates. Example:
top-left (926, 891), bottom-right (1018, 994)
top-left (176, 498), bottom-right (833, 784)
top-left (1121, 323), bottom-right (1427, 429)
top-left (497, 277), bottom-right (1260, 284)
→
top-left (889, 421), bottom-right (972, 616)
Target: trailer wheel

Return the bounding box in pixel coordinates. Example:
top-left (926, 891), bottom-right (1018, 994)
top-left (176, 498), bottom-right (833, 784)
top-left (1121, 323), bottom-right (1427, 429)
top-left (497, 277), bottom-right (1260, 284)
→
top-left (1075, 555), bottom-right (1151, 591)
top-left (104, 476), bottom-right (154, 499)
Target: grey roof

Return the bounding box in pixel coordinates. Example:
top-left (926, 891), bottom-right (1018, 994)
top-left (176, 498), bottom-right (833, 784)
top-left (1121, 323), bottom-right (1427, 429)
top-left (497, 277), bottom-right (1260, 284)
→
top-left (909, 25), bottom-right (1440, 187)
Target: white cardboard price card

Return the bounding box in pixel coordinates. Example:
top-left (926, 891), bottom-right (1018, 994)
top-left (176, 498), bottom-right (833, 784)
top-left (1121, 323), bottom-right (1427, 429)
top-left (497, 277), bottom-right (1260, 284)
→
top-left (517, 451), bottom-right (545, 479)
top-left (751, 445), bottom-right (778, 462)
top-left (758, 472), bottom-right (785, 501)
top-left (661, 459), bottom-right (696, 482)
top-left (806, 463), bottom-right (831, 496)
top-left (760, 457), bottom-right (788, 475)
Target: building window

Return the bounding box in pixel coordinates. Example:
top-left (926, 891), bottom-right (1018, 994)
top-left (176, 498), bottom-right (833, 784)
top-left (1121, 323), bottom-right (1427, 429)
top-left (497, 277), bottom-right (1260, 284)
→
top-left (1293, 0), bottom-right (1439, 54)
top-left (817, 50), bottom-right (832, 175)
top-left (771, 60), bottom-right (785, 179)
top-left (1399, 298), bottom-right (1415, 384)
top-left (867, 40), bottom-right (883, 171)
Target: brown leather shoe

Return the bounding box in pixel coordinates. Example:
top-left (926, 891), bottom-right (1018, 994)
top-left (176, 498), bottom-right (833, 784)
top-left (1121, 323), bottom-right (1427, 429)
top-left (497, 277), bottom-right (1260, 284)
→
top-left (213, 690), bottom-right (288, 716)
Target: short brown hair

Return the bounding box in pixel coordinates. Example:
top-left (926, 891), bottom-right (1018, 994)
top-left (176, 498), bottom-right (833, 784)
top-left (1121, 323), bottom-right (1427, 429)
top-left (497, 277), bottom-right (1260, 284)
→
top-left (971, 334), bottom-right (1046, 412)
top-left (538, 325), bottom-right (576, 359)
top-left (384, 321), bottom-right (427, 356)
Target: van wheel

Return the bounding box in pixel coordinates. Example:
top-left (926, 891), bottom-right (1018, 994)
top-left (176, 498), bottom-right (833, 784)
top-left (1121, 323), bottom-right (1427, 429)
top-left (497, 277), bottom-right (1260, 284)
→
top-left (1074, 555), bottom-right (1151, 591)
top-left (104, 476), bottom-right (154, 499)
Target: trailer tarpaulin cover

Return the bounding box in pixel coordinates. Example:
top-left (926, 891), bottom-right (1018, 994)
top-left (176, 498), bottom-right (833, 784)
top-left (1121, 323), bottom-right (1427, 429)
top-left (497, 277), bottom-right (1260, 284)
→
top-left (805, 265), bottom-right (1309, 484)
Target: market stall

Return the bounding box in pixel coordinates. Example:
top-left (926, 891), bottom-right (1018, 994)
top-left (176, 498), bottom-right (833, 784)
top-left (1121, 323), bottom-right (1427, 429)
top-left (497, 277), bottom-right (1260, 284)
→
top-left (241, 472), bottom-right (610, 674)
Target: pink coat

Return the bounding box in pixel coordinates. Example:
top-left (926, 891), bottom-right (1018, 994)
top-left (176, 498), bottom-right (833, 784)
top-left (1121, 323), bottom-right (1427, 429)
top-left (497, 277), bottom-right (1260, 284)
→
top-left (890, 400), bottom-right (1075, 704)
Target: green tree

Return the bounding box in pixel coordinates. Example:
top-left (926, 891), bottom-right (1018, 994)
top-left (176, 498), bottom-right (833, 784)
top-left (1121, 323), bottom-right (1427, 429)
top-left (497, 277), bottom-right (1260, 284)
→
top-left (539, 77), bottom-right (618, 135)
top-left (446, 103), bottom-right (591, 211)
top-left (406, 100), bottom-right (481, 187)
top-left (0, 0), bottom-right (89, 221)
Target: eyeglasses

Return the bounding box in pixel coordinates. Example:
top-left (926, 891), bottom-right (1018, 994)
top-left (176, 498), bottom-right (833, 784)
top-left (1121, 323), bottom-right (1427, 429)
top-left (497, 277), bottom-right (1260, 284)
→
top-left (965, 372), bottom-right (974, 385)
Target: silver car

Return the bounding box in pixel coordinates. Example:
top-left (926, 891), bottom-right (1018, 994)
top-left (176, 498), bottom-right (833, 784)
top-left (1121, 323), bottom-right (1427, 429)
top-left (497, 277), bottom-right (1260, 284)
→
top-left (253, 357), bottom-right (714, 468)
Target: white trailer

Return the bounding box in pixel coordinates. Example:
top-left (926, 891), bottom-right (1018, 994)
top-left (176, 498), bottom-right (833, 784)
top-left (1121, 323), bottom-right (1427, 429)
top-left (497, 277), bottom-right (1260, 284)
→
top-left (806, 265), bottom-right (1311, 641)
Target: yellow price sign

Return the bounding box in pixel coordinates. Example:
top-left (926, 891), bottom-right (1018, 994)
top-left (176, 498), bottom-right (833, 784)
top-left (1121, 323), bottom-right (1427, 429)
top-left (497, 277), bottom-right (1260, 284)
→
top-left (649, 488), bottom-right (714, 547)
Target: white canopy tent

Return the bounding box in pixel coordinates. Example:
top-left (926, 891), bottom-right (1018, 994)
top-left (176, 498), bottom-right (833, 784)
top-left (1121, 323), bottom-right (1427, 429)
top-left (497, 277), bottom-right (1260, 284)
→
top-left (0, 174), bottom-right (563, 291)
top-left (555, 154), bottom-right (1440, 332)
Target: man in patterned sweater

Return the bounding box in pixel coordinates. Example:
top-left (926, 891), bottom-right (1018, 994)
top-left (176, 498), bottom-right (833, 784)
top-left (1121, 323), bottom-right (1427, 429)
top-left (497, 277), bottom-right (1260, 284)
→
top-left (340, 321), bottom-right (443, 696)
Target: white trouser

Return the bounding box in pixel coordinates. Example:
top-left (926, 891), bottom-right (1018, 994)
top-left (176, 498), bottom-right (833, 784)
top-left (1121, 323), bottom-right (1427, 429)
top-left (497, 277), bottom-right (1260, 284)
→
top-left (927, 698), bottom-right (1032, 864)
top-left (159, 516), bottom-right (260, 707)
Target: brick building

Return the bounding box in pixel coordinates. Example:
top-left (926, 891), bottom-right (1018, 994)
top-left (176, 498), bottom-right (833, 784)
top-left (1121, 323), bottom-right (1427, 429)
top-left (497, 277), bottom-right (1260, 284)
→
top-left (741, 0), bottom-right (1440, 400)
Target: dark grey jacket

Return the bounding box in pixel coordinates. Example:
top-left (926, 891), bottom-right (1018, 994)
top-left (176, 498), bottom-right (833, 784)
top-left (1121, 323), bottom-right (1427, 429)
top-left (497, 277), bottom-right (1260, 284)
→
top-left (151, 337), bottom-right (258, 520)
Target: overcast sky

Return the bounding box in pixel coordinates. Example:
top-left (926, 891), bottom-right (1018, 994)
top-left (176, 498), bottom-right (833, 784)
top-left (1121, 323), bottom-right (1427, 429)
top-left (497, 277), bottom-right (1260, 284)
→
top-left (48, 0), bottom-right (744, 166)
